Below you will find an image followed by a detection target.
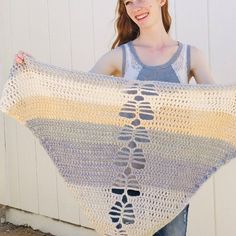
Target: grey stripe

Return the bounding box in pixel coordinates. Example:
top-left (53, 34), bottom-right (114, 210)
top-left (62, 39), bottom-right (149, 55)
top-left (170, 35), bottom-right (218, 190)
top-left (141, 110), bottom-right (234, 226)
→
top-left (121, 44), bottom-right (126, 77)
top-left (187, 44), bottom-right (191, 78)
top-left (26, 119), bottom-right (236, 193)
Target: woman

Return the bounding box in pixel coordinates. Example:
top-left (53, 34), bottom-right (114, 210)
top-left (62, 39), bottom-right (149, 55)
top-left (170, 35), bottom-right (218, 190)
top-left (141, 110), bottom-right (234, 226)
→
top-left (15, 1), bottom-right (215, 235)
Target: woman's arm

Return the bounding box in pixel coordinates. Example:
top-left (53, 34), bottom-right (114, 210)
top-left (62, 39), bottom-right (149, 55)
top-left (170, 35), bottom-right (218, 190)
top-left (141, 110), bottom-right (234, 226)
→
top-left (190, 46), bottom-right (215, 84)
top-left (89, 47), bottom-right (122, 77)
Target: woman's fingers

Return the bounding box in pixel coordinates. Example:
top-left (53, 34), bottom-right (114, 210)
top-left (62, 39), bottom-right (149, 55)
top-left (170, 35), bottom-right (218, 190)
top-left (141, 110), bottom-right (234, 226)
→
top-left (16, 57), bottom-right (24, 64)
top-left (15, 51), bottom-right (32, 64)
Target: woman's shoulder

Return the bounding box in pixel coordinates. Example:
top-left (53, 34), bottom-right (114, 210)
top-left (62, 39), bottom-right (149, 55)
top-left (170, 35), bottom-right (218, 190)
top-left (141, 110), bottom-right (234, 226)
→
top-left (185, 43), bottom-right (215, 84)
top-left (89, 44), bottom-right (124, 77)
top-left (111, 44), bottom-right (123, 59)
top-left (102, 44), bottom-right (127, 77)
top-left (187, 44), bottom-right (208, 71)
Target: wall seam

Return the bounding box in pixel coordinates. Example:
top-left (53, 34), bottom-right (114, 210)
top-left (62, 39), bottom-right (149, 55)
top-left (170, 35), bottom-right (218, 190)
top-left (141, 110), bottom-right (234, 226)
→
top-left (207, 1), bottom-right (217, 236)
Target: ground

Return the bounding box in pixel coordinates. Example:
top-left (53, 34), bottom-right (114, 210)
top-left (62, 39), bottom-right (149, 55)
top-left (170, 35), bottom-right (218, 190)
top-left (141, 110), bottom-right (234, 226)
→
top-left (0, 222), bottom-right (54, 236)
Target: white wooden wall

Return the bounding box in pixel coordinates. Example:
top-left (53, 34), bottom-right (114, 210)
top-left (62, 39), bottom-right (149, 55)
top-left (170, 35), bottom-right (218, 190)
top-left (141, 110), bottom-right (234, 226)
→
top-left (0, 0), bottom-right (236, 235)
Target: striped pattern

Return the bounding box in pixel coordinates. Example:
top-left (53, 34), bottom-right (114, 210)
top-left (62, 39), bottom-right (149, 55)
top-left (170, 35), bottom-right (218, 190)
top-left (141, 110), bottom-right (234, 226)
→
top-left (0, 56), bottom-right (236, 236)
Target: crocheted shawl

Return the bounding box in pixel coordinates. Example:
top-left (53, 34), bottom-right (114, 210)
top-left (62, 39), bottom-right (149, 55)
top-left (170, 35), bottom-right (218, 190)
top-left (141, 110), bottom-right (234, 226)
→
top-left (0, 56), bottom-right (236, 236)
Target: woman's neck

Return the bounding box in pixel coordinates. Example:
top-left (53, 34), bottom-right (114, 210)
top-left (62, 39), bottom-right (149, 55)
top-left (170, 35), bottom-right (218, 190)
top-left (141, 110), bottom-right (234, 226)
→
top-left (134, 21), bottom-right (176, 50)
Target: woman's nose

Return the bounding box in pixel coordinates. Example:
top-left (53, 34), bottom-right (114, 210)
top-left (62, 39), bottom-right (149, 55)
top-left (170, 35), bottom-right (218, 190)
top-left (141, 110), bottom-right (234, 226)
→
top-left (132, 0), bottom-right (146, 11)
top-left (132, 3), bottom-right (143, 11)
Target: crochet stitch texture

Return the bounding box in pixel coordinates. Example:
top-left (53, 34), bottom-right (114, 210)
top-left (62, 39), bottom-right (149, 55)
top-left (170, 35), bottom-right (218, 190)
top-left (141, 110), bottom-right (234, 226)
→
top-left (0, 56), bottom-right (236, 236)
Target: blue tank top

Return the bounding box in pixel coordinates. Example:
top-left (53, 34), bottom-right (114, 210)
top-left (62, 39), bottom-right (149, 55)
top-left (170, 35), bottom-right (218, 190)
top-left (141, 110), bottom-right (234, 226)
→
top-left (119, 40), bottom-right (191, 84)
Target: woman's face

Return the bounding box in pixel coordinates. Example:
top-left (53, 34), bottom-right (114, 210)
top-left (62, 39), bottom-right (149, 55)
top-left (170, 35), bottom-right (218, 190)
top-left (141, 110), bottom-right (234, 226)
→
top-left (123, 0), bottom-right (164, 28)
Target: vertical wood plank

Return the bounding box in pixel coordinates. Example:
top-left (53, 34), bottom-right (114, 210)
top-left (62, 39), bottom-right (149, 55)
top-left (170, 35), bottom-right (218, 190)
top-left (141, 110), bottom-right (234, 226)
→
top-left (36, 143), bottom-right (59, 218)
top-left (214, 162), bottom-right (236, 235)
top-left (0, 0), bottom-right (12, 94)
top-left (4, 117), bottom-right (19, 208)
top-left (208, 0), bottom-right (236, 84)
top-left (187, 180), bottom-right (215, 236)
top-left (175, 0), bottom-right (210, 86)
top-left (17, 123), bottom-right (38, 213)
top-left (168, 0), bottom-right (177, 38)
top-left (3, 0), bottom-right (20, 209)
top-left (0, 0), bottom-right (10, 206)
top-left (47, 0), bottom-right (80, 224)
top-left (47, 0), bottom-right (72, 67)
top-left (0, 112), bottom-right (7, 205)
top-left (93, 0), bottom-right (117, 58)
top-left (9, 0), bottom-right (39, 213)
top-left (70, 0), bottom-right (95, 225)
top-left (208, 0), bottom-right (236, 235)
top-left (64, 0), bottom-right (97, 226)
top-left (175, 0), bottom-right (209, 52)
top-left (70, 0), bottom-right (94, 71)
top-left (175, 1), bottom-right (216, 235)
top-left (28, 0), bottom-right (58, 219)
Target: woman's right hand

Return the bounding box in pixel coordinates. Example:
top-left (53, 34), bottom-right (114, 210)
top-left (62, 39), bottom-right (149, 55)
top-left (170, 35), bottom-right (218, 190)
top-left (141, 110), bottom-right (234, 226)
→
top-left (15, 51), bottom-right (33, 65)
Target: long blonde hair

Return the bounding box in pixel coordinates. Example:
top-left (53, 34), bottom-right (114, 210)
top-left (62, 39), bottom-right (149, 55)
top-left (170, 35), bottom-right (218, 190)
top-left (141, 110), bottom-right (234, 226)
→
top-left (111, 0), bottom-right (172, 49)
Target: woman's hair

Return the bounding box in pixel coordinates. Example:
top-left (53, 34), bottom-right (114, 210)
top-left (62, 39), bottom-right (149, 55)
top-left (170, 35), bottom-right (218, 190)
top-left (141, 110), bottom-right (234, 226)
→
top-left (111, 0), bottom-right (172, 49)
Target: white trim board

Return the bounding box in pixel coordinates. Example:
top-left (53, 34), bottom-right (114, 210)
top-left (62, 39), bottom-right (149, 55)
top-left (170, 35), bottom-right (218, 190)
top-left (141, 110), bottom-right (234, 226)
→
top-left (5, 207), bottom-right (98, 236)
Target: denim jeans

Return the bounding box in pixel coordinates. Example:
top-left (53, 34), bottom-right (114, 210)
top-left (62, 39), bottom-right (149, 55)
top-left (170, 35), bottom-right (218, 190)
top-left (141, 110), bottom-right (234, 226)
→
top-left (153, 204), bottom-right (189, 236)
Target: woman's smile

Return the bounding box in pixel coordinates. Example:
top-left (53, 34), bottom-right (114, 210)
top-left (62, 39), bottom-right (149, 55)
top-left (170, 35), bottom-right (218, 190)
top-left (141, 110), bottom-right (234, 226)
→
top-left (135, 12), bottom-right (150, 22)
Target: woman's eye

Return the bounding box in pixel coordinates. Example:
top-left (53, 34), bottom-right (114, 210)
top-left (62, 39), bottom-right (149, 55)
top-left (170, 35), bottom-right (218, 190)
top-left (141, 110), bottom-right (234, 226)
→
top-left (125, 1), bottom-right (131, 5)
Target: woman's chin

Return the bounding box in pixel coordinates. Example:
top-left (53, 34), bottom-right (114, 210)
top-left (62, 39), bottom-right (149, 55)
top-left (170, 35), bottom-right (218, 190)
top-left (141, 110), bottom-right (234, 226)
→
top-left (137, 22), bottom-right (153, 29)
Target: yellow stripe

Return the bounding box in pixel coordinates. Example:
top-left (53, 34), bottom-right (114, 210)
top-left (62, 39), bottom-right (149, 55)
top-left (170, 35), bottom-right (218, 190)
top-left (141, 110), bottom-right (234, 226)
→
top-left (7, 96), bottom-right (236, 146)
